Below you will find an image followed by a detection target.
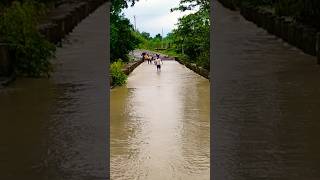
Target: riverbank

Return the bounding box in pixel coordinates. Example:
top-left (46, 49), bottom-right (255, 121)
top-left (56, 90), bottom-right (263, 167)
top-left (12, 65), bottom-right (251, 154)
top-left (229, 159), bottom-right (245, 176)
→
top-left (0, 0), bottom-right (106, 80)
top-left (0, 74), bottom-right (15, 88)
top-left (122, 60), bottom-right (144, 76)
top-left (217, 0), bottom-right (320, 63)
top-left (175, 57), bottom-right (209, 80)
top-left (109, 50), bottom-right (144, 89)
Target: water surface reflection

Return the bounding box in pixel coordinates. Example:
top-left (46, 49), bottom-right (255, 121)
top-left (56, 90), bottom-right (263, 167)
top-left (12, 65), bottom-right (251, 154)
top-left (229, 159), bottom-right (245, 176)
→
top-left (111, 61), bottom-right (210, 180)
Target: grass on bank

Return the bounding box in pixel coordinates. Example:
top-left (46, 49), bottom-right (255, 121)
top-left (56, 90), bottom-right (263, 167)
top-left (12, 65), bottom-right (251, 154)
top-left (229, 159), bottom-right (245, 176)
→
top-left (110, 59), bottom-right (127, 86)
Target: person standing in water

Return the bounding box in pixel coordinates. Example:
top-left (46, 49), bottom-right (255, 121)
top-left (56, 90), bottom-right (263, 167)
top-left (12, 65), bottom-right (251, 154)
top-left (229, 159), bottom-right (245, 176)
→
top-left (141, 52), bottom-right (146, 61)
top-left (154, 54), bottom-right (163, 71)
top-left (147, 55), bottom-right (152, 64)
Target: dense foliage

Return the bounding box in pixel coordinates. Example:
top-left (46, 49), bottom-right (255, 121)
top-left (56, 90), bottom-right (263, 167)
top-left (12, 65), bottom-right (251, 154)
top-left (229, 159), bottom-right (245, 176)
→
top-left (111, 0), bottom-right (142, 62)
top-left (171, 8), bottom-right (210, 69)
top-left (110, 13), bottom-right (142, 62)
top-left (110, 60), bottom-right (127, 86)
top-left (140, 32), bottom-right (151, 40)
top-left (0, 1), bottom-right (56, 77)
top-left (138, 32), bottom-right (167, 50)
top-left (111, 0), bottom-right (138, 14)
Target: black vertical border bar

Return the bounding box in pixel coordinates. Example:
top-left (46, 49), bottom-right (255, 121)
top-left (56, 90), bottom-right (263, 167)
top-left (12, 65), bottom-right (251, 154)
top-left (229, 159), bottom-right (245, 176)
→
top-left (210, 0), bottom-right (214, 180)
top-left (106, 1), bottom-right (111, 180)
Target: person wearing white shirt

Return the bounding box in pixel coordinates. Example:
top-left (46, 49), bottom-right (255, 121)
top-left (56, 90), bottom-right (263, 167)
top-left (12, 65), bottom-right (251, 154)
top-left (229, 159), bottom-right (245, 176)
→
top-left (154, 55), bottom-right (163, 71)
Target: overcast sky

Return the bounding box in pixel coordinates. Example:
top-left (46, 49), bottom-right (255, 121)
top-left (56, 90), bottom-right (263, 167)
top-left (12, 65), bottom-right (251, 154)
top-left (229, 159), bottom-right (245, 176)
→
top-left (122, 0), bottom-right (197, 37)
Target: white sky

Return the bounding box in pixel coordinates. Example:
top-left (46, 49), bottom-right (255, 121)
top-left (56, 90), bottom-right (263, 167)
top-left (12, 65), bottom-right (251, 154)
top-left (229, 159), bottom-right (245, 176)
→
top-left (122, 0), bottom-right (198, 37)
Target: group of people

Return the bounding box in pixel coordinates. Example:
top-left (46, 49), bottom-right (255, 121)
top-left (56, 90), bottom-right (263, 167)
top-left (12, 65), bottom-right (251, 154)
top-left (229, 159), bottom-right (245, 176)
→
top-left (141, 52), bottom-right (163, 71)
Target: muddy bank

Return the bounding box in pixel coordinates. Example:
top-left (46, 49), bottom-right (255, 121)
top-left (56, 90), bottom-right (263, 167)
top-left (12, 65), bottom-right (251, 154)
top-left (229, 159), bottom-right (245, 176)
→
top-left (122, 60), bottom-right (144, 75)
top-left (110, 59), bottom-right (144, 87)
top-left (175, 57), bottom-right (209, 80)
top-left (0, 43), bottom-right (12, 77)
top-left (0, 74), bottom-right (15, 87)
top-left (218, 0), bottom-right (320, 63)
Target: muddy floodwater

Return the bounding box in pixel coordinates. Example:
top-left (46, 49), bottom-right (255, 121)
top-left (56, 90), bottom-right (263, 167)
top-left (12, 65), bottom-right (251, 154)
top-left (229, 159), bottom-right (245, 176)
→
top-left (213, 2), bottom-right (320, 179)
top-left (0, 3), bottom-right (108, 180)
top-left (110, 61), bottom-right (210, 180)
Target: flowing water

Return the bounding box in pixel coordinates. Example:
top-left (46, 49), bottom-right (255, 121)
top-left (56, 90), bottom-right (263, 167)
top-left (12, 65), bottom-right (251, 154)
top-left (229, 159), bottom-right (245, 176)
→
top-left (110, 61), bottom-right (210, 180)
top-left (0, 3), bottom-right (108, 179)
top-left (4, 1), bottom-right (320, 179)
top-left (213, 2), bottom-right (320, 179)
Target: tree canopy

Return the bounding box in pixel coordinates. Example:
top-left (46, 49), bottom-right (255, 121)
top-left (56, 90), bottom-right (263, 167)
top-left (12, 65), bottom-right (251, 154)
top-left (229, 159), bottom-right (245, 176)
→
top-left (110, 0), bottom-right (141, 62)
top-left (140, 31), bottom-right (151, 39)
top-left (154, 33), bottom-right (162, 40)
top-left (171, 0), bottom-right (210, 69)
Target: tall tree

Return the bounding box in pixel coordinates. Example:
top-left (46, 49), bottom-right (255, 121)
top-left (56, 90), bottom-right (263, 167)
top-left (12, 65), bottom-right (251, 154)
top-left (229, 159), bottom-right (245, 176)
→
top-left (111, 0), bottom-right (139, 15)
top-left (140, 31), bottom-right (151, 39)
top-left (171, 0), bottom-right (210, 70)
top-left (154, 33), bottom-right (162, 40)
top-left (110, 0), bottom-right (141, 62)
top-left (171, 0), bottom-right (209, 12)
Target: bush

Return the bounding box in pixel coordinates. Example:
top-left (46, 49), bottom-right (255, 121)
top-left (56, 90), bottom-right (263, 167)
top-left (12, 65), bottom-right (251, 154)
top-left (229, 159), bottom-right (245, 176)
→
top-left (0, 1), bottom-right (56, 77)
top-left (110, 59), bottom-right (127, 86)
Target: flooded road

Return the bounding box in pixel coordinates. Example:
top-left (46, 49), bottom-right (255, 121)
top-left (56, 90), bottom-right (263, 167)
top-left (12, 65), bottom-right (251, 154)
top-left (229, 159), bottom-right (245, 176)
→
top-left (110, 61), bottom-right (210, 180)
top-left (213, 2), bottom-right (320, 179)
top-left (0, 3), bottom-right (108, 180)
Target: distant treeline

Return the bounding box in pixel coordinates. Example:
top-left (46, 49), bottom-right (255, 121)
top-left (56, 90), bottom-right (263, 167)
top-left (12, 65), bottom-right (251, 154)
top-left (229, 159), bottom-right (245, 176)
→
top-left (231, 0), bottom-right (320, 29)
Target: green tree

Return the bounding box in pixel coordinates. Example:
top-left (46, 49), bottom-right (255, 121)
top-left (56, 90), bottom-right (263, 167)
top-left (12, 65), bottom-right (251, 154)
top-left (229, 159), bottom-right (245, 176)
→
top-left (111, 0), bottom-right (139, 14)
top-left (171, 0), bottom-right (210, 12)
top-left (111, 0), bottom-right (142, 62)
top-left (0, 1), bottom-right (56, 77)
top-left (170, 0), bottom-right (210, 70)
top-left (140, 31), bottom-right (151, 39)
top-left (154, 33), bottom-right (162, 40)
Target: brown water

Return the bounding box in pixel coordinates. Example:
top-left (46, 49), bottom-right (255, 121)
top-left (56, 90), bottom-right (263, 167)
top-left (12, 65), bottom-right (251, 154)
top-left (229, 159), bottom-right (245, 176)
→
top-left (110, 61), bottom-right (210, 180)
top-left (0, 3), bottom-right (108, 179)
top-left (213, 2), bottom-right (320, 179)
